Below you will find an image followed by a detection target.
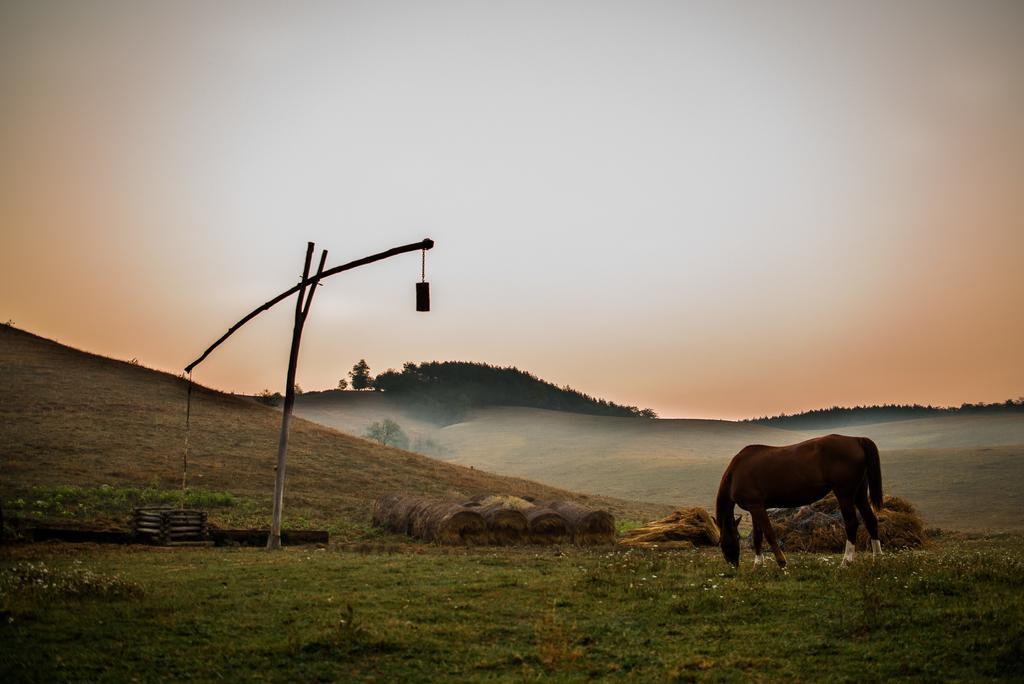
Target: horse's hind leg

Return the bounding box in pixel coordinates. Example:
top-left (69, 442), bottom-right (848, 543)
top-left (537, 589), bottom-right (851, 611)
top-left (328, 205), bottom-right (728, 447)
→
top-left (855, 485), bottom-right (882, 557)
top-left (837, 494), bottom-right (859, 565)
top-left (749, 506), bottom-right (786, 569)
top-left (752, 521), bottom-right (765, 568)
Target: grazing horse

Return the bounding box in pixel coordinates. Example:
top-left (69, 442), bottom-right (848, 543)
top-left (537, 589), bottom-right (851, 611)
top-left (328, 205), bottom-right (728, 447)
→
top-left (714, 434), bottom-right (883, 568)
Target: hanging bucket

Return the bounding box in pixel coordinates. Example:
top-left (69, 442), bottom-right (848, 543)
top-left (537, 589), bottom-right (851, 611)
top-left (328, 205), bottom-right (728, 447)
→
top-left (416, 281), bottom-right (430, 312)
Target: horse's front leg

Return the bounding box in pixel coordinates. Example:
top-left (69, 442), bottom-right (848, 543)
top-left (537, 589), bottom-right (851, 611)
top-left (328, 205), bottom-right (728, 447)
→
top-left (748, 506), bottom-right (786, 569)
top-left (752, 521), bottom-right (765, 568)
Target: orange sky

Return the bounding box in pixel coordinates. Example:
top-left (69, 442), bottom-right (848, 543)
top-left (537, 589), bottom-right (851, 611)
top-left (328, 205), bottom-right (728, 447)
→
top-left (2, 1), bottom-right (1022, 419)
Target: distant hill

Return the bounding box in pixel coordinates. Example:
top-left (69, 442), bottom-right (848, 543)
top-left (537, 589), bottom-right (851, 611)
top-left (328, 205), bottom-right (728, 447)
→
top-left (370, 361), bottom-right (657, 423)
top-left (746, 401), bottom-right (1024, 430)
top-left (294, 395), bottom-right (1024, 532)
top-left (0, 325), bottom-right (669, 532)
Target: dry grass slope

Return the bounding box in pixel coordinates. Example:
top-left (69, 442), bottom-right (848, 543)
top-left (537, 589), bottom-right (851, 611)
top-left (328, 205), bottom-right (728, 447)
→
top-left (0, 326), bottom-right (668, 531)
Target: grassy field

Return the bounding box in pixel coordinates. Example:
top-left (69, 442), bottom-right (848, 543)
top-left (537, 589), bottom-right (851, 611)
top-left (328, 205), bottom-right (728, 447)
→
top-left (2, 537), bottom-right (1023, 681)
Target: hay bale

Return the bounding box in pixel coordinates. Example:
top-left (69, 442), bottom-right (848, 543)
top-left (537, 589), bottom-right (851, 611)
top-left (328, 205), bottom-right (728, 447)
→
top-left (473, 494), bottom-right (534, 511)
top-left (463, 495), bottom-right (570, 544)
top-left (521, 504), bottom-right (570, 545)
top-left (540, 500), bottom-right (616, 545)
top-left (372, 493), bottom-right (419, 535)
top-left (477, 502), bottom-right (529, 544)
top-left (372, 495), bottom-right (487, 545)
top-left (618, 507), bottom-right (720, 549)
top-left (461, 495), bottom-right (559, 544)
top-left (767, 495), bottom-right (926, 552)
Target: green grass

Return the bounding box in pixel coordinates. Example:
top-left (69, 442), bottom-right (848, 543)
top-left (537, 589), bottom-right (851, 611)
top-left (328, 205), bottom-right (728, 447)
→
top-left (5, 484), bottom-right (241, 518)
top-left (2, 538), bottom-right (1022, 681)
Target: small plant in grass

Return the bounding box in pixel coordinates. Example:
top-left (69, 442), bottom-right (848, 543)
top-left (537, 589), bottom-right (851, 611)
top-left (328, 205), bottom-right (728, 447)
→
top-left (0, 562), bottom-right (143, 602)
top-left (616, 519), bottom-right (644, 535)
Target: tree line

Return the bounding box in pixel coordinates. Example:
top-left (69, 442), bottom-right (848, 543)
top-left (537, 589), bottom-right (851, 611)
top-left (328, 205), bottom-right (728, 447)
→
top-left (337, 359), bottom-right (656, 423)
top-left (745, 398), bottom-right (1024, 430)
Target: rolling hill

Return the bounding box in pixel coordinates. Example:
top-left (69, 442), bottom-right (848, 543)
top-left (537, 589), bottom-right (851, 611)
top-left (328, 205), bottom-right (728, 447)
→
top-left (294, 391), bottom-right (1024, 532)
top-left (0, 325), bottom-right (669, 534)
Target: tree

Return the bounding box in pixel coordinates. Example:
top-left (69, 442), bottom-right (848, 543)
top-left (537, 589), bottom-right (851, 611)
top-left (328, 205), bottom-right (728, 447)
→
top-left (364, 419), bottom-right (408, 449)
top-left (255, 389), bottom-right (282, 407)
top-left (337, 378), bottom-right (349, 390)
top-left (349, 359), bottom-right (373, 390)
top-left (293, 383), bottom-right (303, 395)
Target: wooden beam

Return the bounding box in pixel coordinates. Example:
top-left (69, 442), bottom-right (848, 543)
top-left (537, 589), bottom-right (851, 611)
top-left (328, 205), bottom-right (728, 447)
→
top-left (184, 238), bottom-right (434, 373)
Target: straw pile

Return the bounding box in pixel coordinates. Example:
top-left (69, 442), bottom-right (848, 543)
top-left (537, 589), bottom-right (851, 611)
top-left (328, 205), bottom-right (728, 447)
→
top-left (767, 495), bottom-right (926, 552)
top-left (539, 500), bottom-right (616, 545)
top-left (372, 494), bottom-right (488, 545)
top-left (619, 507), bottom-right (721, 549)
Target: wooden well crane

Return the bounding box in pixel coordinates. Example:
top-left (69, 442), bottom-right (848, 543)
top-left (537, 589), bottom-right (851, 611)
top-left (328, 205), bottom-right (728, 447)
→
top-left (184, 238), bottom-right (434, 549)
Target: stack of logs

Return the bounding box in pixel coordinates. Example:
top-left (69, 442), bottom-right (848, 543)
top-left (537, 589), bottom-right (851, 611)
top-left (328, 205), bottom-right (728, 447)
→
top-left (132, 508), bottom-right (208, 545)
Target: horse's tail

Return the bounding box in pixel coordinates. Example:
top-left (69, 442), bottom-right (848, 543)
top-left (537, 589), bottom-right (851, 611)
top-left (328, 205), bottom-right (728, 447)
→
top-left (859, 437), bottom-right (883, 511)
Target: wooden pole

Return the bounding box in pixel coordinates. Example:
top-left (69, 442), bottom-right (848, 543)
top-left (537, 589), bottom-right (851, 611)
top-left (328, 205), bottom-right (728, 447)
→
top-left (267, 242), bottom-right (315, 550)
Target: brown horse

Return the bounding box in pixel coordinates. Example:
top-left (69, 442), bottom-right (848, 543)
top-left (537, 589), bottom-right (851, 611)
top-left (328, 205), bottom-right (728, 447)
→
top-left (714, 434), bottom-right (883, 568)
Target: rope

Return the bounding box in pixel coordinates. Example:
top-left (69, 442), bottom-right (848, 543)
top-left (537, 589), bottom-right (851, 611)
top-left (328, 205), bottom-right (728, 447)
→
top-left (421, 248), bottom-right (426, 282)
top-left (182, 371), bottom-right (193, 509)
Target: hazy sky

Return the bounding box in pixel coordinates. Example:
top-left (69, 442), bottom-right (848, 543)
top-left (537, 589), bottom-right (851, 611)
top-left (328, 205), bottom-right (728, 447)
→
top-left (2, 1), bottom-right (1022, 419)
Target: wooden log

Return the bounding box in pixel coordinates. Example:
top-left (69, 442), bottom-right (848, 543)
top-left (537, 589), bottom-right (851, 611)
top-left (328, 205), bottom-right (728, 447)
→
top-left (282, 529), bottom-right (330, 545)
top-left (166, 541), bottom-right (216, 547)
top-left (208, 529), bottom-right (329, 546)
top-left (32, 528), bottom-right (133, 544)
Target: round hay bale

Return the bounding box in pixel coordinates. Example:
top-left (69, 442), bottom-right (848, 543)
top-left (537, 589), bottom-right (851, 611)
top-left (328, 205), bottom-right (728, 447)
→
top-left (408, 500), bottom-right (488, 545)
top-left (541, 500), bottom-right (616, 545)
top-left (522, 505), bottom-right (570, 545)
top-left (372, 494), bottom-right (421, 535)
top-left (373, 495), bottom-right (488, 545)
top-left (477, 503), bottom-right (529, 545)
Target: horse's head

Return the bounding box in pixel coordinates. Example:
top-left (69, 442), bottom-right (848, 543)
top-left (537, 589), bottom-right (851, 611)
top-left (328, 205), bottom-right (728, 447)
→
top-left (714, 514), bottom-right (742, 567)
